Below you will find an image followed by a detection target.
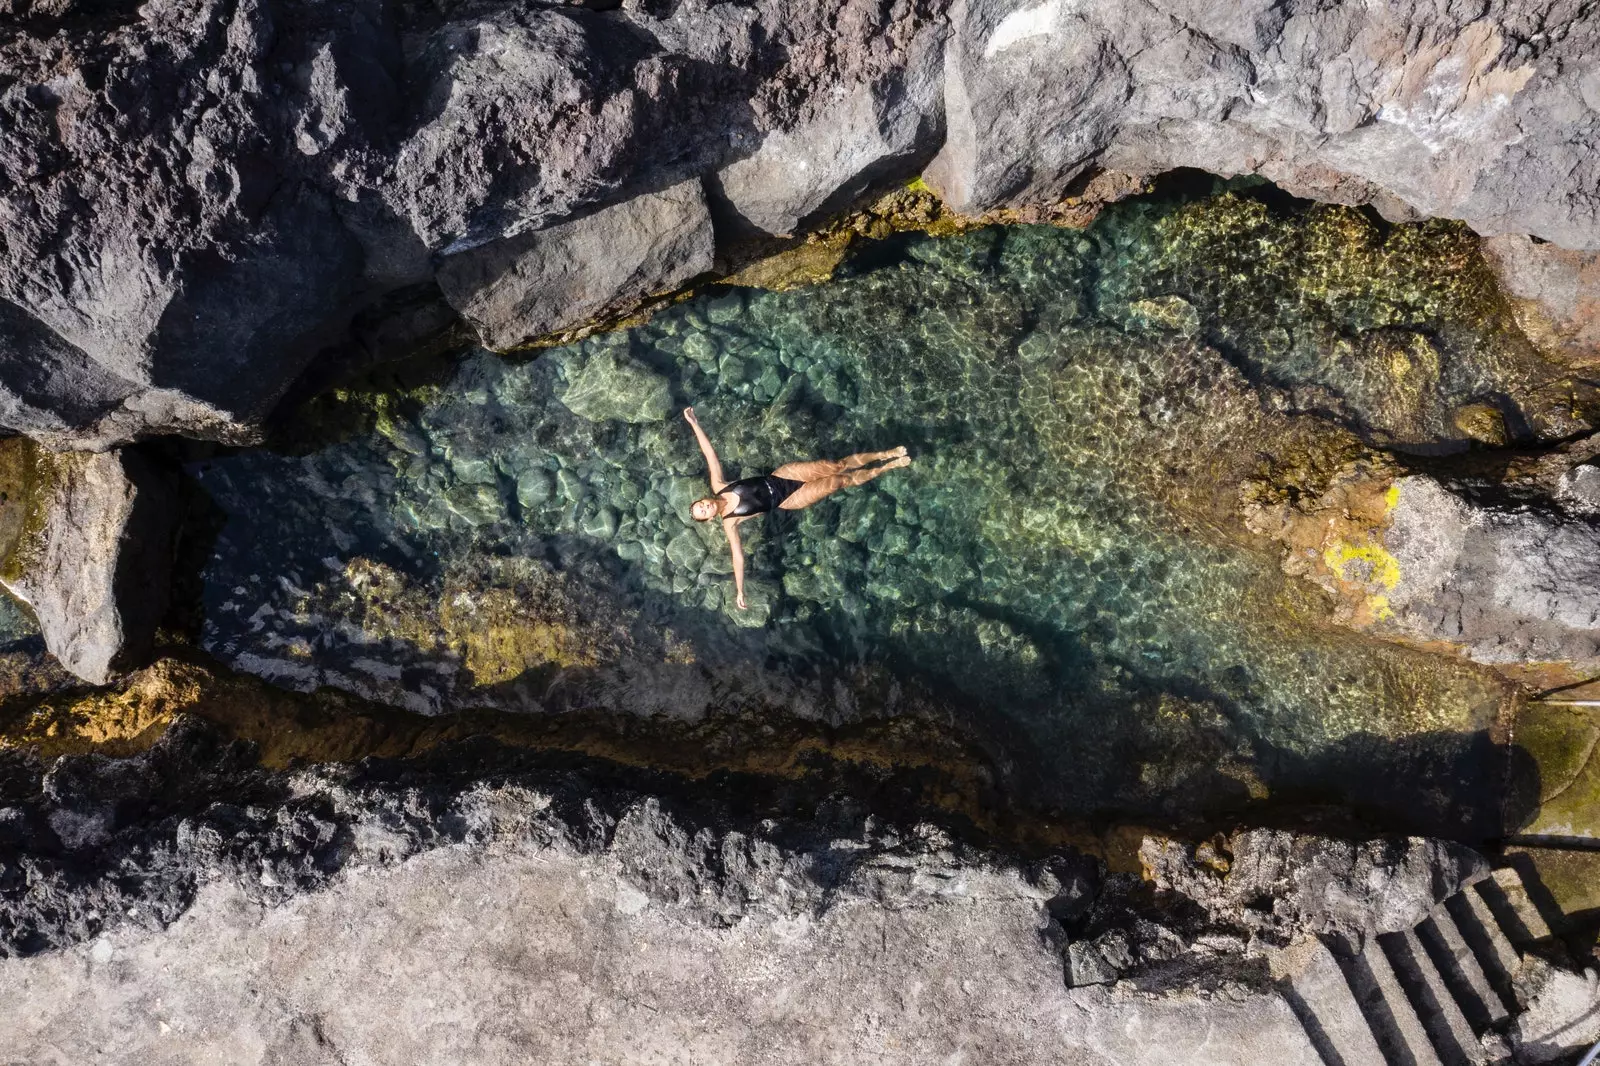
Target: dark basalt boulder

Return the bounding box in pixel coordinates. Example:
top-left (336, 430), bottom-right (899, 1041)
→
top-left (2, 0), bottom-right (1599, 446)
top-left (435, 178), bottom-right (716, 351)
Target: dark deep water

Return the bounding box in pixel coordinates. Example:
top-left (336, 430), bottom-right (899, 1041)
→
top-left (187, 183), bottom-right (1588, 833)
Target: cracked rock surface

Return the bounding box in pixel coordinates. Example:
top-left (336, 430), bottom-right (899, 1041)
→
top-left (0, 718), bottom-right (1499, 1065)
top-left (3, 0), bottom-right (1599, 444)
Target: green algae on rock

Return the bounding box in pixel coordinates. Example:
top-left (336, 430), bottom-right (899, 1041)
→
top-left (190, 184), bottom-right (1559, 831)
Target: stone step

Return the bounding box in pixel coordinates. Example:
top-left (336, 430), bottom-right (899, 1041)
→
top-left (1418, 905), bottom-right (1512, 1030)
top-left (1476, 868), bottom-right (1554, 947)
top-left (1381, 928), bottom-right (1488, 1066)
top-left (1273, 938), bottom-right (1388, 1066)
top-left (1444, 890), bottom-right (1521, 1010)
top-left (1340, 938), bottom-right (1446, 1066)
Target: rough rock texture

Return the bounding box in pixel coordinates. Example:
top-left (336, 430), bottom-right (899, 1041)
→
top-left (1482, 234), bottom-right (1600, 362)
top-left (4, 0), bottom-right (1600, 444)
top-left (0, 719), bottom-right (1491, 1064)
top-left (1512, 953), bottom-right (1600, 1063)
top-left (710, 9), bottom-right (947, 237)
top-left (436, 179), bottom-right (715, 351)
top-left (1379, 475), bottom-right (1600, 663)
top-left (1141, 829), bottom-right (1489, 947)
top-left (928, 0), bottom-right (1600, 248)
top-left (0, 446), bottom-right (174, 685)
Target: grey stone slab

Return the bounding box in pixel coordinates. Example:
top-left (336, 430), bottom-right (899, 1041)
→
top-left (1421, 905), bottom-right (1511, 1028)
top-left (1344, 936), bottom-right (1446, 1066)
top-left (1381, 928), bottom-right (1485, 1066)
top-left (1272, 937), bottom-right (1388, 1066)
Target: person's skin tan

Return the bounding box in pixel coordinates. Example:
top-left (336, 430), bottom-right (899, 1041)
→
top-left (683, 407), bottom-right (910, 609)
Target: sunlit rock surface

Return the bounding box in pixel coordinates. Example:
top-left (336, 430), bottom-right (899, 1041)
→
top-left (186, 185), bottom-right (1586, 831)
top-left (4, 0), bottom-right (1599, 444)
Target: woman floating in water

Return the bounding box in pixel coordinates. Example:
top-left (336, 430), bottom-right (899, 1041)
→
top-left (684, 406), bottom-right (910, 610)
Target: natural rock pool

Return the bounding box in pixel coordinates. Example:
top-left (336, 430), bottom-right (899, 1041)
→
top-left (191, 184), bottom-right (1589, 830)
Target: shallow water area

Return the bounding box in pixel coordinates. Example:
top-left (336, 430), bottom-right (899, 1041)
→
top-left (193, 185), bottom-right (1583, 831)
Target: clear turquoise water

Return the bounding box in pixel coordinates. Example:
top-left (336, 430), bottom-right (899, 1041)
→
top-left (195, 186), bottom-right (1565, 829)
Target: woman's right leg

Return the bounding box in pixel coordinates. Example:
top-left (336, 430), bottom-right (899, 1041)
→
top-left (772, 447), bottom-right (906, 482)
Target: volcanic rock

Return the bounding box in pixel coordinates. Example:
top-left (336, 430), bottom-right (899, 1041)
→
top-left (0, 444), bottom-right (175, 685)
top-left (436, 180), bottom-right (715, 351)
top-left (927, 0), bottom-right (1600, 247)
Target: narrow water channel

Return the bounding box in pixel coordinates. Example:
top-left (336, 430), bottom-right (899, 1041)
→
top-left (190, 182), bottom-right (1585, 831)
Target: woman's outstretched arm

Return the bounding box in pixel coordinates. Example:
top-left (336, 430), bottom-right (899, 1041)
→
top-left (723, 518), bottom-right (748, 609)
top-left (683, 407), bottom-right (728, 491)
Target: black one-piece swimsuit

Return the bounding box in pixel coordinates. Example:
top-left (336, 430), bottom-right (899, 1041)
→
top-left (723, 475), bottom-right (804, 517)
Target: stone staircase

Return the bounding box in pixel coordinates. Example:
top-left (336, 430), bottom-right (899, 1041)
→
top-left (1274, 866), bottom-right (1590, 1066)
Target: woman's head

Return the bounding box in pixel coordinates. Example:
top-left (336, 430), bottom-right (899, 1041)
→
top-left (691, 496), bottom-right (723, 522)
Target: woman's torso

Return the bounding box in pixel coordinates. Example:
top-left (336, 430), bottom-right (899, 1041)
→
top-left (722, 475), bottom-right (803, 517)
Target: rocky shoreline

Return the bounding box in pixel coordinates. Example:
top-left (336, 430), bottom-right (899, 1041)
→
top-left (4, 0), bottom-right (1600, 1061)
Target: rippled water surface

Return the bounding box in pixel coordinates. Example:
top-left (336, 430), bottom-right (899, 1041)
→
top-left (194, 186), bottom-right (1583, 827)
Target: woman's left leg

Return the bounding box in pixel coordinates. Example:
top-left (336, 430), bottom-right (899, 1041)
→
top-left (778, 455), bottom-right (910, 511)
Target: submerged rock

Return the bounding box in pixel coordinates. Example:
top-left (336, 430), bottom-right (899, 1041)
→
top-left (557, 349), bottom-right (674, 424)
top-left (0, 444), bottom-right (175, 685)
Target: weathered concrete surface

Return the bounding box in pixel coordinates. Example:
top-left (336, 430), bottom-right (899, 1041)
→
top-left (0, 446), bottom-right (174, 685)
top-left (436, 179), bottom-right (715, 351)
top-left (0, 846), bottom-right (1100, 1065)
top-left (1513, 953), bottom-right (1600, 1064)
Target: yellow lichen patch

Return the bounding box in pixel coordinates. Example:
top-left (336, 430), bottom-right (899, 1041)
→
top-left (1244, 457), bottom-right (1407, 628)
top-left (1322, 538), bottom-right (1401, 592)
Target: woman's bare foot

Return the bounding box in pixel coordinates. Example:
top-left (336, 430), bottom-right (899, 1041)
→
top-left (893, 445), bottom-right (909, 459)
top-left (886, 454), bottom-right (911, 469)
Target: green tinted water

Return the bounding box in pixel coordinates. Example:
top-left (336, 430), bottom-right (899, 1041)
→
top-left (196, 186), bottom-right (1583, 828)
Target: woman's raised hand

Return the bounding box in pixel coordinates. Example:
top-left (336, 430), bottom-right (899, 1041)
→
top-left (683, 406), bottom-right (697, 424)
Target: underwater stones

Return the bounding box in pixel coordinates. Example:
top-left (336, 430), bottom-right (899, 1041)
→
top-left (557, 351), bottom-right (673, 424)
top-left (444, 483), bottom-right (504, 527)
top-left (1124, 296), bottom-right (1200, 338)
top-left (1451, 402), bottom-right (1509, 446)
top-left (580, 506), bottom-right (619, 540)
top-left (729, 580), bottom-right (777, 627)
top-left (0, 445), bottom-right (176, 685)
top-left (436, 181), bottom-right (715, 351)
top-left (664, 531), bottom-right (708, 573)
top-left (515, 470), bottom-right (556, 509)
